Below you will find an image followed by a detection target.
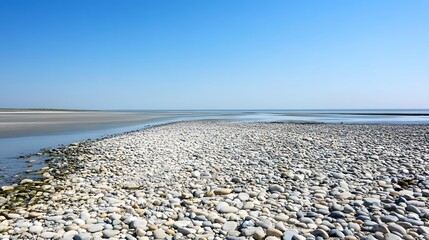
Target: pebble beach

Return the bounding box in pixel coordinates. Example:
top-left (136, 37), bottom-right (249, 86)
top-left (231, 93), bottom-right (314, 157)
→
top-left (1, 121), bottom-right (429, 240)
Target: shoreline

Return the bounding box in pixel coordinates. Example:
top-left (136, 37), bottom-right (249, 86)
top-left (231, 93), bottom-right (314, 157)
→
top-left (1, 121), bottom-right (429, 239)
top-left (0, 111), bottom-right (174, 139)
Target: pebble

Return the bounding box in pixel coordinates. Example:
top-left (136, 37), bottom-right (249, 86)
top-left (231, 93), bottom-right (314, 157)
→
top-left (268, 185), bottom-right (285, 193)
top-left (266, 227), bottom-right (282, 237)
top-left (222, 221), bottom-right (238, 231)
top-left (40, 232), bottom-right (56, 239)
top-left (87, 224), bottom-right (104, 233)
top-left (282, 229), bottom-right (298, 240)
top-left (214, 188), bottom-right (232, 195)
top-left (329, 211), bottom-right (345, 218)
top-left (1, 122), bottom-right (428, 240)
top-left (384, 233), bottom-right (403, 240)
top-left (312, 229), bottom-right (329, 239)
top-left (381, 215), bottom-right (399, 223)
top-left (29, 225), bottom-right (44, 234)
top-left (178, 227), bottom-right (196, 235)
top-left (348, 222), bottom-right (361, 231)
top-left (102, 229), bottom-right (119, 238)
top-left (388, 223), bottom-right (407, 236)
top-left (218, 206), bottom-right (239, 213)
top-left (153, 229), bottom-right (167, 239)
top-left (63, 230), bottom-right (79, 239)
top-left (256, 218), bottom-right (272, 229)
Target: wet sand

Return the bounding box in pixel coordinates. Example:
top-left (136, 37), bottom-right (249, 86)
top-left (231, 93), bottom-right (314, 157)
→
top-left (0, 110), bottom-right (186, 138)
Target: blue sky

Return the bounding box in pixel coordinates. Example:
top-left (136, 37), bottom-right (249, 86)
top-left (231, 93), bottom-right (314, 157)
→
top-left (0, 0), bottom-right (428, 110)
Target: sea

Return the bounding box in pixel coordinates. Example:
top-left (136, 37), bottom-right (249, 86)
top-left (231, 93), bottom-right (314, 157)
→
top-left (1, 109), bottom-right (429, 185)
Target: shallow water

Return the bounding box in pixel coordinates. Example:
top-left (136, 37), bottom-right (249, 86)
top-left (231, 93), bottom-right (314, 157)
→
top-left (1, 109), bottom-right (429, 185)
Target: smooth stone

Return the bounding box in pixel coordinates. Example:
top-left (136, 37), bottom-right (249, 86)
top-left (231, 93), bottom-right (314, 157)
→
top-left (406, 205), bottom-right (421, 214)
top-left (1, 186), bottom-right (14, 191)
top-left (384, 233), bottom-right (402, 240)
top-left (348, 222), bottom-right (361, 231)
top-left (371, 224), bottom-right (389, 233)
top-left (15, 221), bottom-right (32, 228)
top-left (0, 197), bottom-right (8, 206)
top-left (291, 235), bottom-right (306, 240)
top-left (331, 172), bottom-right (344, 179)
top-left (173, 220), bottom-right (192, 228)
top-left (331, 203), bottom-right (344, 211)
top-left (20, 178), bottom-right (33, 184)
top-left (223, 221), bottom-right (238, 231)
top-left (29, 225), bottom-right (44, 234)
top-left (312, 229), bottom-right (329, 239)
top-left (130, 219), bottom-right (148, 229)
top-left (282, 229), bottom-right (298, 240)
top-left (363, 198), bottom-right (381, 207)
top-left (418, 226), bottom-right (429, 234)
top-left (266, 237), bottom-right (281, 240)
top-left (299, 217), bottom-right (313, 224)
top-left (63, 230), bottom-right (78, 239)
top-left (329, 229), bottom-right (345, 238)
top-left (153, 229), bottom-right (168, 239)
top-left (388, 223), bottom-right (407, 236)
top-left (79, 211), bottom-right (90, 221)
top-left (343, 204), bottom-right (355, 214)
top-left (241, 227), bottom-right (257, 236)
top-left (402, 218), bottom-right (424, 226)
top-left (41, 232), bottom-right (56, 239)
top-left (73, 232), bottom-right (92, 240)
top-left (275, 222), bottom-right (287, 232)
top-left (329, 211), bottom-right (345, 218)
top-left (338, 192), bottom-right (352, 199)
top-left (214, 188), bottom-right (232, 195)
top-left (238, 193), bottom-right (250, 201)
top-left (106, 207), bottom-right (121, 213)
top-left (87, 224), bottom-right (104, 233)
top-left (74, 219), bottom-right (85, 226)
top-left (192, 171), bottom-right (201, 178)
top-left (136, 228), bottom-right (145, 237)
top-left (274, 213), bottom-right (289, 222)
top-left (269, 185), bottom-right (285, 193)
top-left (240, 220), bottom-right (255, 228)
top-left (253, 227), bottom-right (266, 240)
top-left (266, 227), bottom-right (282, 237)
top-left (178, 227), bottom-right (196, 235)
top-left (216, 202), bottom-right (230, 211)
top-left (219, 206), bottom-right (239, 213)
top-left (7, 213), bottom-right (20, 219)
top-left (125, 235), bottom-right (137, 240)
top-left (243, 201), bottom-right (255, 209)
top-left (256, 218), bottom-right (272, 229)
top-left (226, 237), bottom-right (246, 240)
top-left (317, 208), bottom-right (330, 215)
top-left (102, 229), bottom-right (120, 238)
top-left (381, 215), bottom-right (399, 223)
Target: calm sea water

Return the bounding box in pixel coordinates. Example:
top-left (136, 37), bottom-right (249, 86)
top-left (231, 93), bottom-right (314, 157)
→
top-left (1, 109), bottom-right (428, 185)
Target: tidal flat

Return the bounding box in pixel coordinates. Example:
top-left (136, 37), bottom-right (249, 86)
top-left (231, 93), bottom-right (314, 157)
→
top-left (0, 121), bottom-right (429, 239)
top-left (0, 110), bottom-right (180, 138)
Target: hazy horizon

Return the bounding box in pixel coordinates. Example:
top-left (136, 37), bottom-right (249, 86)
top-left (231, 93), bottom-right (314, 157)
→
top-left (2, 107), bottom-right (429, 112)
top-left (1, 0), bottom-right (428, 110)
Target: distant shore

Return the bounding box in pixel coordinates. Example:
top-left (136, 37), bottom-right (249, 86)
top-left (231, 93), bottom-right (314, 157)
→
top-left (1, 121), bottom-right (428, 239)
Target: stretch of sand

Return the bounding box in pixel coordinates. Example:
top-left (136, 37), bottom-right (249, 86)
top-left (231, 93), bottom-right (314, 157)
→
top-left (1, 121), bottom-right (429, 239)
top-left (0, 110), bottom-right (197, 138)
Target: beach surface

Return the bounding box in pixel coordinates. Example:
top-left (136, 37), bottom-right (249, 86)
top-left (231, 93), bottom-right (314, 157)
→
top-left (1, 121), bottom-right (429, 239)
top-left (0, 109), bottom-right (214, 138)
top-left (0, 110), bottom-right (180, 138)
